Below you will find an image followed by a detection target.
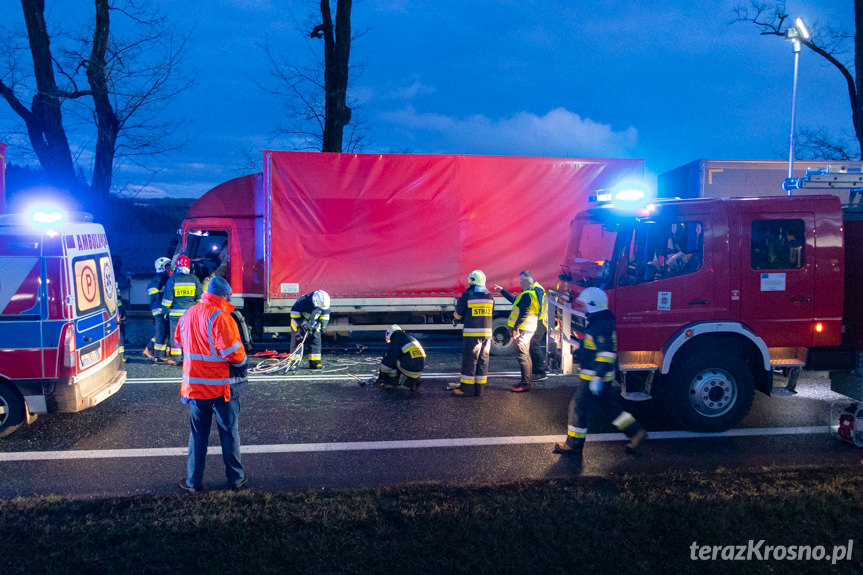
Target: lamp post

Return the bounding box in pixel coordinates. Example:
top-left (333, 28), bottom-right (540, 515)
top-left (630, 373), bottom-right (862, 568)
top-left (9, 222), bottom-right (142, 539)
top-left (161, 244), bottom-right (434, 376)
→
top-left (785, 17), bottom-right (810, 194)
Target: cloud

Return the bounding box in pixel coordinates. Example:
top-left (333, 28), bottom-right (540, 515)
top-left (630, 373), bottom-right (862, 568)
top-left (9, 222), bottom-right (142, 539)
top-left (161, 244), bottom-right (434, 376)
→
top-left (377, 106), bottom-right (637, 158)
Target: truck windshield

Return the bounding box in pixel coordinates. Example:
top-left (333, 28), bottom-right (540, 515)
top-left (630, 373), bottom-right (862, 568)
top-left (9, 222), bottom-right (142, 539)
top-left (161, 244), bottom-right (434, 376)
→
top-left (562, 216), bottom-right (618, 288)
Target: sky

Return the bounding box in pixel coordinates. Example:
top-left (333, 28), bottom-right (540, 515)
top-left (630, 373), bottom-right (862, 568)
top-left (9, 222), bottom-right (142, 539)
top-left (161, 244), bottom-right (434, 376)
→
top-left (0, 0), bottom-right (854, 198)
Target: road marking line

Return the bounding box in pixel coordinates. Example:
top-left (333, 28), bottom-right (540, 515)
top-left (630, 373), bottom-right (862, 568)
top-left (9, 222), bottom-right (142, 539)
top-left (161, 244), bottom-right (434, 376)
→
top-left (124, 372), bottom-right (530, 383)
top-left (0, 426), bottom-right (830, 462)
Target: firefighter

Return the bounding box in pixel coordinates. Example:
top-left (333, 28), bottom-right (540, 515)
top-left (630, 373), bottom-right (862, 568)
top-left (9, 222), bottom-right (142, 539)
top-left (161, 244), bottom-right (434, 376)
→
top-left (448, 270), bottom-right (494, 396)
top-left (496, 270), bottom-right (540, 393)
top-left (175, 277), bottom-right (248, 492)
top-left (161, 254), bottom-right (202, 363)
top-left (144, 257), bottom-right (173, 363)
top-left (377, 324), bottom-right (426, 391)
top-left (553, 287), bottom-right (646, 458)
top-left (290, 290), bottom-right (331, 369)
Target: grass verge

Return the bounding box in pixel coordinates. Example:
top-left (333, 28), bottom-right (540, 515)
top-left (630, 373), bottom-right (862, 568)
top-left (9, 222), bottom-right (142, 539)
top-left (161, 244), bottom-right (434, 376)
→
top-left (1, 465), bottom-right (862, 574)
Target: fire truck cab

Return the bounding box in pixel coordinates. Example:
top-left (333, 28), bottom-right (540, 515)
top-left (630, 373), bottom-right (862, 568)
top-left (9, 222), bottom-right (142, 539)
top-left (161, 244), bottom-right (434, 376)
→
top-left (552, 193), bottom-right (845, 432)
top-left (0, 209), bottom-right (127, 436)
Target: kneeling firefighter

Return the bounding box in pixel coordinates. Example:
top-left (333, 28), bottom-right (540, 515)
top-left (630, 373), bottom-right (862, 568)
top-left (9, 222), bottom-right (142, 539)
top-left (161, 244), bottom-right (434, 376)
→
top-left (377, 325), bottom-right (426, 391)
top-left (290, 290), bottom-right (331, 369)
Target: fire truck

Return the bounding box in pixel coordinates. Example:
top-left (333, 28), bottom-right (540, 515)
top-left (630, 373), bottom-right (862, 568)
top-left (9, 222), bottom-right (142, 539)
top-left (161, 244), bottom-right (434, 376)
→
top-left (0, 206), bottom-right (127, 437)
top-left (550, 165), bottom-right (863, 432)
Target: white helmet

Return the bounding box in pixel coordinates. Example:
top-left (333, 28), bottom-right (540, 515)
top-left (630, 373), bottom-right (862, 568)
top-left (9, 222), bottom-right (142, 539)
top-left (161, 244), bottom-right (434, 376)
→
top-left (386, 324), bottom-right (401, 343)
top-left (468, 269), bottom-right (486, 286)
top-left (577, 287), bottom-right (609, 314)
top-left (154, 257), bottom-right (171, 273)
top-left (312, 290), bottom-right (330, 309)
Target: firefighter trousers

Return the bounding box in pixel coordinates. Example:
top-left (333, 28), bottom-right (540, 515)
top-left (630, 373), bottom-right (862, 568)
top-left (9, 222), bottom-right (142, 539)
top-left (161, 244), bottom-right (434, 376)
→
top-left (149, 315), bottom-right (169, 358)
top-left (292, 329), bottom-right (323, 368)
top-left (458, 336), bottom-right (491, 395)
top-left (565, 377), bottom-right (643, 449)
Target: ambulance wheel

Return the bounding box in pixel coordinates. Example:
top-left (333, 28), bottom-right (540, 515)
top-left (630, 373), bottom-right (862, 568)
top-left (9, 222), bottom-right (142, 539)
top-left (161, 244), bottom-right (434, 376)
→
top-left (0, 383), bottom-right (26, 438)
top-left (667, 351), bottom-right (754, 433)
top-left (491, 317), bottom-right (514, 356)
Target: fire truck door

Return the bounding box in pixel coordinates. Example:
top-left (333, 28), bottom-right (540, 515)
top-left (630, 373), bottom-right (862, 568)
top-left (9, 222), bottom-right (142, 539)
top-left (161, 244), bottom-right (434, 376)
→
top-left (613, 219), bottom-right (717, 352)
top-left (740, 214), bottom-right (814, 347)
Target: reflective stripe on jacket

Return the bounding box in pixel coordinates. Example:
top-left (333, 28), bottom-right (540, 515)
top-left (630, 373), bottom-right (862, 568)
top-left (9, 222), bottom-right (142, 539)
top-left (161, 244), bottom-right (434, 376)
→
top-left (507, 290), bottom-right (539, 331)
top-left (533, 281), bottom-right (548, 327)
top-left (175, 292), bottom-right (247, 401)
top-left (161, 272), bottom-right (202, 316)
top-left (454, 285), bottom-right (494, 338)
top-left (290, 292), bottom-right (331, 331)
top-left (577, 309), bottom-right (617, 383)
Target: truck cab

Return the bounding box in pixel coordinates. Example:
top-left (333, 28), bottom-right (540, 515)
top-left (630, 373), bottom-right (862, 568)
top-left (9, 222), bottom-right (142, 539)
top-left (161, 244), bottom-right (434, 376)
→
top-left (553, 194), bottom-right (844, 432)
top-left (0, 209), bottom-right (127, 436)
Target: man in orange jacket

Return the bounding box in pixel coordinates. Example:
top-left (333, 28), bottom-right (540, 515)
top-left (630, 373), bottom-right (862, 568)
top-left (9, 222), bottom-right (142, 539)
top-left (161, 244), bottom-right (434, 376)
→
top-left (175, 276), bottom-right (249, 492)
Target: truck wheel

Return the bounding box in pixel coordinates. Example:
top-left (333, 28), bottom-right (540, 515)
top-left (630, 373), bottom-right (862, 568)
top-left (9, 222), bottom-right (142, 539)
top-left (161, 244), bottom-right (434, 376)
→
top-left (490, 317), bottom-right (514, 356)
top-left (666, 351), bottom-right (755, 432)
top-left (0, 384), bottom-right (25, 438)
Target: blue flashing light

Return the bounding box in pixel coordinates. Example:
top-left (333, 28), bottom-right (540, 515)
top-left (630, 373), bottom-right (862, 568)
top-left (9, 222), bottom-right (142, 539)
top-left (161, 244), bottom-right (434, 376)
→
top-left (32, 210), bottom-right (64, 224)
top-left (615, 188), bottom-right (645, 202)
top-left (26, 205), bottom-right (67, 229)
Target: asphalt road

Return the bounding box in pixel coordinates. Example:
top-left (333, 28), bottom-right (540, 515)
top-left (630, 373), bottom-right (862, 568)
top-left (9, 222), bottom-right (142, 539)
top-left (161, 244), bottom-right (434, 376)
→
top-left (1, 338), bottom-right (862, 499)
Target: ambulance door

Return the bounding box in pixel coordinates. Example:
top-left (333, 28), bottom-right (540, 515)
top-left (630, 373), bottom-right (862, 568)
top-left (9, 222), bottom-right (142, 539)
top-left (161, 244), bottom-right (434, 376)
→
top-left (740, 214), bottom-right (814, 347)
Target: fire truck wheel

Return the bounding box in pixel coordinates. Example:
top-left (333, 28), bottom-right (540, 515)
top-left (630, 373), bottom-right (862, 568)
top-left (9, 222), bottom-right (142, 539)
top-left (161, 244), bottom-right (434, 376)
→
top-left (667, 351), bottom-right (755, 433)
top-left (490, 317), bottom-right (514, 356)
top-left (0, 384), bottom-right (26, 438)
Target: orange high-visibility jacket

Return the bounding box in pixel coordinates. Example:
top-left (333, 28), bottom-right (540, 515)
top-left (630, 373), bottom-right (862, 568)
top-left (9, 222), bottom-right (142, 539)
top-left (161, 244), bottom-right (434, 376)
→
top-left (175, 292), bottom-right (247, 401)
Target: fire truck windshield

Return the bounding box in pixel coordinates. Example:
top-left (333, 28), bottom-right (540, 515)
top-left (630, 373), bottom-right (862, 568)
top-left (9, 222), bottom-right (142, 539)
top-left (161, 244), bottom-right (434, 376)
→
top-left (563, 216), bottom-right (619, 288)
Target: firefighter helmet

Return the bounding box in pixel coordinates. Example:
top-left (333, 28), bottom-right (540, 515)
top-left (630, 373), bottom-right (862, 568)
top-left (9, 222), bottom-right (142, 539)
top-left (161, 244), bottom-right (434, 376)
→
top-left (576, 287), bottom-right (608, 314)
top-left (468, 269), bottom-right (486, 286)
top-left (154, 257), bottom-right (171, 273)
top-left (386, 324), bottom-right (401, 343)
top-left (175, 254), bottom-right (191, 269)
top-left (312, 290), bottom-right (330, 309)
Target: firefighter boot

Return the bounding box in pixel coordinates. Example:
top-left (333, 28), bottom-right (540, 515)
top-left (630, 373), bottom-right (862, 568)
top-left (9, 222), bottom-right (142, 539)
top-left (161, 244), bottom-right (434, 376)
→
top-left (553, 437), bottom-right (584, 457)
top-left (309, 359), bottom-right (323, 370)
top-left (626, 429), bottom-right (647, 454)
top-left (453, 383), bottom-right (477, 397)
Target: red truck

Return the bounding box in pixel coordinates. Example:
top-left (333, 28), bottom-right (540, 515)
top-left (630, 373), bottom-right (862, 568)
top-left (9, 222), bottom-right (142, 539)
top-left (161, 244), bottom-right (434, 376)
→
top-left (551, 164), bottom-right (863, 432)
top-left (176, 151), bottom-right (643, 353)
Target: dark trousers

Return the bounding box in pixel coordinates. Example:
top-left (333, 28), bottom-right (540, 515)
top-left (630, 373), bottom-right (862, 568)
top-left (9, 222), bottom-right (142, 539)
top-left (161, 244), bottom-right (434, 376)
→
top-left (513, 330), bottom-right (534, 385)
top-left (459, 336), bottom-right (491, 395)
top-left (148, 315), bottom-right (169, 358)
top-left (566, 378), bottom-right (643, 448)
top-left (529, 322), bottom-right (547, 377)
top-left (291, 329), bottom-right (323, 367)
top-left (187, 397), bottom-right (244, 488)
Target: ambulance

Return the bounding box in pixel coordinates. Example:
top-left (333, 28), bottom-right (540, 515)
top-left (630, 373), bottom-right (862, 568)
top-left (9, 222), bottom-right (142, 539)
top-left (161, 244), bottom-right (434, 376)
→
top-left (0, 207), bottom-right (127, 436)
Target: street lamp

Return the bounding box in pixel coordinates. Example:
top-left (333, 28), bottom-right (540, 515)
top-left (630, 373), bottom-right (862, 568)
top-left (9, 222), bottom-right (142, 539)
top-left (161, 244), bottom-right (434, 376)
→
top-left (784, 17), bottom-right (810, 194)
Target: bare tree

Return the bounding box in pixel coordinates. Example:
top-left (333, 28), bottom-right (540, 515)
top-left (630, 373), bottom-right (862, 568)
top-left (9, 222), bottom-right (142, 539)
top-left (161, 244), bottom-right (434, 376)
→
top-left (0, 0), bottom-right (83, 187)
top-left (0, 0), bottom-right (190, 212)
top-left (734, 1), bottom-right (863, 159)
top-left (312, 0), bottom-right (353, 153)
top-left (260, 1), bottom-right (364, 154)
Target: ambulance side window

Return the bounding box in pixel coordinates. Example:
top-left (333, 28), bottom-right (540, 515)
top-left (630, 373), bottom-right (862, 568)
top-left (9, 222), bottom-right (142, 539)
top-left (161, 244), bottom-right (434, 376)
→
top-left (750, 219), bottom-right (804, 270)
